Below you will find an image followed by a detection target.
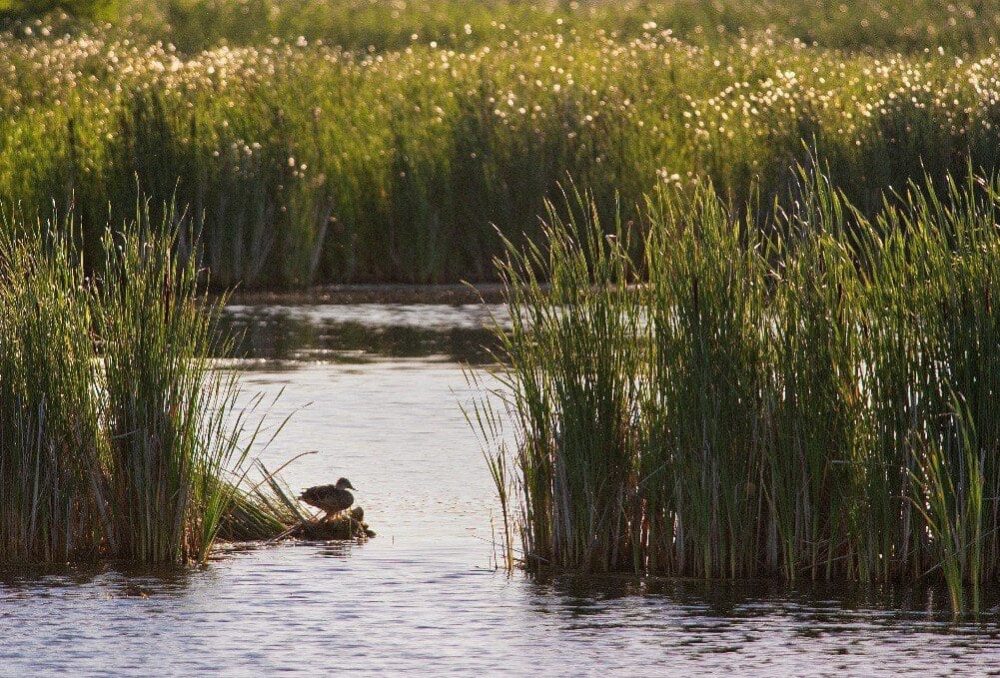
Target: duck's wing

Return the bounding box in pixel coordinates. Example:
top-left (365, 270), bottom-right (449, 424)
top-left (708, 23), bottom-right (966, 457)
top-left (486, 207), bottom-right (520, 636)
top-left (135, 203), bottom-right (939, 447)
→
top-left (300, 484), bottom-right (336, 502)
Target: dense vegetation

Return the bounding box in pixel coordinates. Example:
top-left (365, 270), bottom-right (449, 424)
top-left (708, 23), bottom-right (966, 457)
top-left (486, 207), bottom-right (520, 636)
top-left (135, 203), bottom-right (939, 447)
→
top-left (478, 169), bottom-right (1000, 614)
top-left (4, 0), bottom-right (1000, 54)
top-left (7, 0), bottom-right (1000, 603)
top-left (0, 209), bottom-right (290, 564)
top-left (3, 2), bottom-right (1000, 286)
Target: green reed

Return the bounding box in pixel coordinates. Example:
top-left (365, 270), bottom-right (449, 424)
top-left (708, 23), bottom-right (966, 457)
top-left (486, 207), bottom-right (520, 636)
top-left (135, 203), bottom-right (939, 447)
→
top-left (483, 168), bottom-right (1000, 614)
top-left (5, 7), bottom-right (1000, 288)
top-left (0, 207), bottom-right (282, 564)
top-left (9, 0), bottom-right (1000, 54)
top-left (0, 215), bottom-right (104, 562)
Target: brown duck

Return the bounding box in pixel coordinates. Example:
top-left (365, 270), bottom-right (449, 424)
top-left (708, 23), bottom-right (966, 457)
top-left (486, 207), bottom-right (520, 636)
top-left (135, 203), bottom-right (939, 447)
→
top-left (299, 477), bottom-right (356, 519)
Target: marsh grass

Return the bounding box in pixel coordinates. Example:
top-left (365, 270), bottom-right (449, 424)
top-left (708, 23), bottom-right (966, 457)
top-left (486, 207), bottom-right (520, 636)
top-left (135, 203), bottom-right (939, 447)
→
top-left (218, 461), bottom-right (311, 542)
top-left (9, 0), bottom-right (1000, 53)
top-left (95, 207), bottom-right (249, 562)
top-left (6, 8), bottom-right (1000, 287)
top-left (0, 215), bottom-right (104, 562)
top-left (0, 206), bottom-right (286, 564)
top-left (483, 168), bottom-right (1000, 614)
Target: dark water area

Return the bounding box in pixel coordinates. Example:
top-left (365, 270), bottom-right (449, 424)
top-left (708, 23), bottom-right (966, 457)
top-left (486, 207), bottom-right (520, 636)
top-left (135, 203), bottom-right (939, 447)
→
top-left (3, 302), bottom-right (1000, 676)
top-left (220, 303), bottom-right (506, 364)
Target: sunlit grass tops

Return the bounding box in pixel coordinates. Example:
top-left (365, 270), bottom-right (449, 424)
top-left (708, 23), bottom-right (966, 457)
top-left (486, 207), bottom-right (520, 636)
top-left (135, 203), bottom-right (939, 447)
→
top-left (4, 17), bottom-right (1000, 286)
top-left (6, 0), bottom-right (1000, 54)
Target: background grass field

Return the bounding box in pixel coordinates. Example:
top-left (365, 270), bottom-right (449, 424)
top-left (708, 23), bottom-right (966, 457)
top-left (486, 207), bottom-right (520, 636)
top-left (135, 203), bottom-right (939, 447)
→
top-left (2, 1), bottom-right (1000, 286)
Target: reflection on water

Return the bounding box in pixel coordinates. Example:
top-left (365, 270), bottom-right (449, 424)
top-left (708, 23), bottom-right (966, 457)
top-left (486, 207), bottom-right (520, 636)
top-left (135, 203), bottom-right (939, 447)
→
top-left (220, 304), bottom-right (508, 364)
top-left (0, 562), bottom-right (196, 597)
top-left (3, 302), bottom-right (1000, 676)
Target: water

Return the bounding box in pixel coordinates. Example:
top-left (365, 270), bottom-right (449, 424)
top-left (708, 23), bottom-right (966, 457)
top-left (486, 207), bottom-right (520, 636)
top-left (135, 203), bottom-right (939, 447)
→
top-left (2, 303), bottom-right (999, 676)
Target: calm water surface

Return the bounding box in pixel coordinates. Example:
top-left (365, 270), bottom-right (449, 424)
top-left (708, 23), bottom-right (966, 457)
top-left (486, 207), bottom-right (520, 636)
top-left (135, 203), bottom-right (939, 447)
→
top-left (2, 303), bottom-right (999, 676)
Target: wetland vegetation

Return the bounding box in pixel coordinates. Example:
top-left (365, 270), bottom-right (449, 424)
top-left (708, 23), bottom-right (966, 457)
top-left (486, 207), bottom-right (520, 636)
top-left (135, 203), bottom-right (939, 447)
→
top-left (4, 1), bottom-right (1000, 287)
top-left (3, 0), bottom-right (1000, 616)
top-left (479, 169), bottom-right (1000, 614)
top-left (0, 208), bottom-right (295, 564)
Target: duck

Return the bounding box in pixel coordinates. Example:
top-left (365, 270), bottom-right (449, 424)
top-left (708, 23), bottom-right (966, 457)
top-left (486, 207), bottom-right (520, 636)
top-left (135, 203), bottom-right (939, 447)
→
top-left (299, 478), bottom-right (356, 520)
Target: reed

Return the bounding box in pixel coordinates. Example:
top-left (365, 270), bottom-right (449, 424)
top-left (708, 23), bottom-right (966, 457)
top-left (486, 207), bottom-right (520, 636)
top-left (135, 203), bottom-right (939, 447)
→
top-left (0, 207), bottom-right (286, 564)
top-left (0, 214), bottom-right (104, 562)
top-left (9, 0), bottom-right (1000, 53)
top-left (218, 461), bottom-right (311, 542)
top-left (483, 168), bottom-right (1000, 614)
top-left (94, 206), bottom-right (251, 562)
top-left (5, 7), bottom-right (1000, 287)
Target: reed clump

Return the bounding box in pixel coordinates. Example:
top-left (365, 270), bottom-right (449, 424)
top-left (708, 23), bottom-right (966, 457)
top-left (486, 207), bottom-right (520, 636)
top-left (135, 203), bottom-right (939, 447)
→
top-left (483, 168), bottom-right (1000, 614)
top-left (0, 208), bottom-right (286, 564)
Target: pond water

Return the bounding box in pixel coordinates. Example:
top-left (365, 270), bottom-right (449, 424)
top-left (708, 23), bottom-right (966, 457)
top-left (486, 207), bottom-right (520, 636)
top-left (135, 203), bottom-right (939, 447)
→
top-left (2, 303), bottom-right (999, 676)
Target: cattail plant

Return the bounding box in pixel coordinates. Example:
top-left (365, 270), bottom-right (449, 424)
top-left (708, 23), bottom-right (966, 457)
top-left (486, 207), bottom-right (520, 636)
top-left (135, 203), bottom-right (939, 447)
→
top-left (481, 168), bottom-right (1000, 615)
top-left (0, 206), bottom-right (287, 564)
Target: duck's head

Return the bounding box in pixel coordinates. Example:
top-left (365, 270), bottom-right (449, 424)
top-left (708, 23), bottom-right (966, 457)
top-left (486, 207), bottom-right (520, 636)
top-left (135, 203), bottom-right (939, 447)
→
top-left (336, 477), bottom-right (356, 491)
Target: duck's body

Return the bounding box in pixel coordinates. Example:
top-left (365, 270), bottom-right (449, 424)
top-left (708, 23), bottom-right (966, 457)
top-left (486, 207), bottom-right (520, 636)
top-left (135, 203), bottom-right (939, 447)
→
top-left (299, 477), bottom-right (355, 519)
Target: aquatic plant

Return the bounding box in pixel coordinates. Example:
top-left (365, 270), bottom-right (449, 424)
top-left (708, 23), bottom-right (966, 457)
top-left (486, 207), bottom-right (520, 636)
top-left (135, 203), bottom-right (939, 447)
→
top-left (0, 214), bottom-right (105, 562)
top-left (0, 208), bottom-right (287, 564)
top-left (218, 461), bottom-right (311, 542)
top-left (9, 0), bottom-right (1000, 53)
top-left (482, 168), bottom-right (1000, 614)
top-left (5, 7), bottom-right (1000, 286)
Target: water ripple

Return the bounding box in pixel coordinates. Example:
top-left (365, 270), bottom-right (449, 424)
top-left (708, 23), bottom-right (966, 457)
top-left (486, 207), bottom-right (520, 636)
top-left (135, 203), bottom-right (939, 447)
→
top-left (3, 306), bottom-right (999, 676)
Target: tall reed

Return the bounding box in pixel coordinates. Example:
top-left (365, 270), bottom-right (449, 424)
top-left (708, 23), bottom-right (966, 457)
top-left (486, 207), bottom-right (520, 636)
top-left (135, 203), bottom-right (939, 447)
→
top-left (0, 207), bottom-right (267, 564)
top-left (483, 168), bottom-right (1000, 614)
top-left (95, 207), bottom-right (248, 562)
top-left (0, 216), bottom-right (103, 562)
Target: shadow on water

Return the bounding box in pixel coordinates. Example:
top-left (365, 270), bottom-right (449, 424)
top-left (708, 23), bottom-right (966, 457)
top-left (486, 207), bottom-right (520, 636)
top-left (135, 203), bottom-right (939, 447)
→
top-left (525, 572), bottom-right (1000, 627)
top-left (309, 541), bottom-right (356, 560)
top-left (0, 561), bottom-right (197, 598)
top-left (218, 304), bottom-right (505, 365)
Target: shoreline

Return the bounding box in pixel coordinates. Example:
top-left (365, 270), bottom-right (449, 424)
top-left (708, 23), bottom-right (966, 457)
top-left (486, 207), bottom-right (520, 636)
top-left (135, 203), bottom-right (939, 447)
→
top-left (223, 283), bottom-right (508, 306)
